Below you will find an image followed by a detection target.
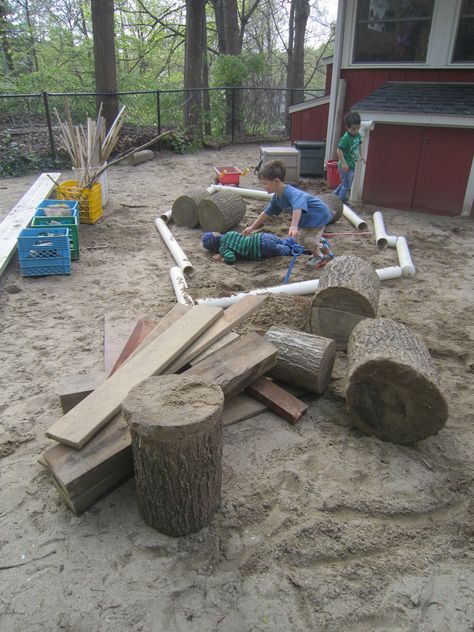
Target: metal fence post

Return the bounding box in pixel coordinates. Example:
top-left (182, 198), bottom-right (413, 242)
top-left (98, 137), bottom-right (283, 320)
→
top-left (42, 91), bottom-right (56, 159)
top-left (231, 87), bottom-right (235, 144)
top-left (156, 90), bottom-right (161, 135)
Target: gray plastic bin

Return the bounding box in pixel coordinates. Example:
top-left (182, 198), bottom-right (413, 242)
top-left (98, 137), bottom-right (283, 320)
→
top-left (293, 141), bottom-right (326, 177)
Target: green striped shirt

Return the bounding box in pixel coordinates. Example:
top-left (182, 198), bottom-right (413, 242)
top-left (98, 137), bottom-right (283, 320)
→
top-left (219, 231), bottom-right (262, 264)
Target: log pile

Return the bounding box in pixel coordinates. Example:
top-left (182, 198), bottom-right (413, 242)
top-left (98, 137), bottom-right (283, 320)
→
top-left (198, 189), bottom-right (246, 232)
top-left (171, 189), bottom-right (209, 228)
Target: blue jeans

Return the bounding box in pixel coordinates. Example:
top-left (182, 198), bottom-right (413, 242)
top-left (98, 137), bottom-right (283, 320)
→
top-left (260, 234), bottom-right (292, 257)
top-left (335, 166), bottom-right (354, 202)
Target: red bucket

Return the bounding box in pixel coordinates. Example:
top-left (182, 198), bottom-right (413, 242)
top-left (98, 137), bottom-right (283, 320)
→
top-left (325, 160), bottom-right (341, 189)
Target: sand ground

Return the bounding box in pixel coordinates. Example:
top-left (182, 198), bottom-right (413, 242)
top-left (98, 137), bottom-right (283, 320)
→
top-left (0, 143), bottom-right (473, 632)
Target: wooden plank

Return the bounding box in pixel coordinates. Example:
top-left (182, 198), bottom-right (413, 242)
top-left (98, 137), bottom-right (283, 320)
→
top-left (189, 331), bottom-right (240, 366)
top-left (46, 304), bottom-right (223, 448)
top-left (166, 295), bottom-right (267, 373)
top-left (245, 377), bottom-right (308, 424)
top-left (184, 332), bottom-right (278, 400)
top-left (0, 172), bottom-right (61, 277)
top-left (50, 371), bottom-right (107, 414)
top-left (222, 393), bottom-right (268, 426)
top-left (103, 316), bottom-right (136, 374)
top-left (108, 318), bottom-right (157, 376)
top-left (124, 303), bottom-right (190, 364)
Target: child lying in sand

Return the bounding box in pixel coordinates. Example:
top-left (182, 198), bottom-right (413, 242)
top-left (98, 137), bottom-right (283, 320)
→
top-left (202, 230), bottom-right (297, 264)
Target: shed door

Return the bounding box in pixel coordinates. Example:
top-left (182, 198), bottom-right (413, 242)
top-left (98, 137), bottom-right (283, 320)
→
top-left (413, 127), bottom-right (472, 216)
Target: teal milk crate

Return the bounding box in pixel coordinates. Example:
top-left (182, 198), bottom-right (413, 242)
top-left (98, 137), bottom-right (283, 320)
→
top-left (31, 215), bottom-right (79, 260)
top-left (17, 227), bottom-right (71, 277)
top-left (35, 199), bottom-right (79, 222)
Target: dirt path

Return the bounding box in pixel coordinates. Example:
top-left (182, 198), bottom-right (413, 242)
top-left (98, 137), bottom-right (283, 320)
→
top-left (0, 144), bottom-right (473, 632)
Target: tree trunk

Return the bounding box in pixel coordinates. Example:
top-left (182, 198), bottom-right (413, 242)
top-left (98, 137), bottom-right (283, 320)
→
top-left (198, 190), bottom-right (246, 232)
top-left (184, 0), bottom-right (206, 137)
top-left (91, 0), bottom-right (118, 131)
top-left (346, 318), bottom-right (448, 444)
top-left (0, 1), bottom-right (15, 75)
top-left (264, 326), bottom-right (336, 394)
top-left (309, 255), bottom-right (380, 350)
top-left (172, 189), bottom-right (209, 227)
top-left (285, 0), bottom-right (310, 133)
top-left (319, 193), bottom-right (343, 224)
top-left (123, 375), bottom-right (224, 536)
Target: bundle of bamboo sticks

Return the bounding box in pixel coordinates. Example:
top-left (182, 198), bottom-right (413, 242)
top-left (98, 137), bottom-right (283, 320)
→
top-left (54, 101), bottom-right (126, 188)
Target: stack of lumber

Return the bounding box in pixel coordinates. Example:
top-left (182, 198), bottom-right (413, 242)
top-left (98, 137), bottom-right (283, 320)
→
top-left (40, 297), bottom-right (312, 514)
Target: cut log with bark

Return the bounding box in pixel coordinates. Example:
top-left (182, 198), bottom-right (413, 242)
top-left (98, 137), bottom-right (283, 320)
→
top-left (309, 255), bottom-right (380, 350)
top-left (263, 326), bottom-right (336, 394)
top-left (171, 189), bottom-right (209, 228)
top-left (198, 190), bottom-right (246, 232)
top-left (122, 375), bottom-right (224, 536)
top-left (346, 318), bottom-right (448, 444)
top-left (319, 193), bottom-right (343, 225)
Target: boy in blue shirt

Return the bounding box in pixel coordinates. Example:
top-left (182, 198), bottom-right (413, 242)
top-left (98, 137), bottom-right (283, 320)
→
top-left (241, 159), bottom-right (333, 267)
top-left (335, 111), bottom-right (362, 203)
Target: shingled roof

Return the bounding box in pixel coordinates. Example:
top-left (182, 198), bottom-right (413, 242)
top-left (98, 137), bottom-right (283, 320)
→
top-left (352, 82), bottom-right (474, 116)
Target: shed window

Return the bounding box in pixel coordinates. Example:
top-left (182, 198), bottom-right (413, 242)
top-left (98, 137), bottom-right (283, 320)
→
top-left (453, 0), bottom-right (474, 61)
top-left (353, 0), bottom-right (434, 63)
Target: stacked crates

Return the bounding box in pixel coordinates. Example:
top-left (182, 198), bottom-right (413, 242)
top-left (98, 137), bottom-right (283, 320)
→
top-left (56, 180), bottom-right (102, 224)
top-left (32, 199), bottom-right (80, 260)
top-left (17, 227), bottom-right (71, 277)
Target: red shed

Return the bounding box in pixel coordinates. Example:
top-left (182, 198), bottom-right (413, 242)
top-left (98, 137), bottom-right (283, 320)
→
top-left (289, 0), bottom-right (474, 217)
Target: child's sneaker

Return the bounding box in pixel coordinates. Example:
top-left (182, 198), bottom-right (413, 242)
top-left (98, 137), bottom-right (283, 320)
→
top-left (320, 237), bottom-right (334, 258)
top-left (306, 255), bottom-right (326, 269)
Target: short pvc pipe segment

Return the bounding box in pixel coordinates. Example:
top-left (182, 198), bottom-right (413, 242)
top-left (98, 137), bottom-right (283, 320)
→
top-left (207, 183), bottom-right (272, 201)
top-left (169, 266), bottom-right (195, 305)
top-left (373, 211), bottom-right (398, 249)
top-left (154, 217), bottom-right (194, 276)
top-left (342, 204), bottom-right (368, 230)
top-left (396, 236), bottom-right (416, 278)
top-left (160, 209), bottom-right (172, 223)
top-left (376, 266), bottom-right (402, 281)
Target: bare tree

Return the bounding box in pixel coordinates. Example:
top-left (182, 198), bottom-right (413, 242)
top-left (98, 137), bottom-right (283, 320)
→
top-left (285, 0), bottom-right (310, 131)
top-left (91, 0), bottom-right (118, 129)
top-left (183, 0), bottom-right (206, 136)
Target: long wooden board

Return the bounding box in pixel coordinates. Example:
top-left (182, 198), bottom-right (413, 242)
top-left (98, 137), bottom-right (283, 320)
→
top-left (166, 295), bottom-right (267, 373)
top-left (46, 304), bottom-right (222, 448)
top-left (0, 172), bottom-right (61, 277)
top-left (184, 332), bottom-right (278, 400)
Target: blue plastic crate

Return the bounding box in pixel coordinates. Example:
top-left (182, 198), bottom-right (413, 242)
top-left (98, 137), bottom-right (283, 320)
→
top-left (35, 199), bottom-right (79, 221)
top-left (17, 227), bottom-right (71, 276)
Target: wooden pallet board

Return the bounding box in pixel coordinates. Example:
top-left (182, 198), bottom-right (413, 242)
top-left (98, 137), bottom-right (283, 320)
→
top-left (246, 376), bottom-right (308, 424)
top-left (0, 172), bottom-right (61, 277)
top-left (46, 304), bottom-right (223, 448)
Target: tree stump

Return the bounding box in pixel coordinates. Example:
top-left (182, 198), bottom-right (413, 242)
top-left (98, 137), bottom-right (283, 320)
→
top-left (319, 193), bottom-right (343, 225)
top-left (198, 190), bottom-right (246, 232)
top-left (122, 374), bottom-right (224, 536)
top-left (346, 318), bottom-right (448, 444)
top-left (309, 255), bottom-right (380, 350)
top-left (171, 189), bottom-right (209, 228)
top-left (263, 326), bottom-right (336, 394)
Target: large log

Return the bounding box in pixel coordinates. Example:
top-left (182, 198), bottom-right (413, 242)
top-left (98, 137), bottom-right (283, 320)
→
top-left (171, 189), bottom-right (209, 228)
top-left (319, 193), bottom-right (343, 225)
top-left (346, 318), bottom-right (448, 444)
top-left (122, 375), bottom-right (224, 536)
top-left (198, 190), bottom-right (246, 232)
top-left (264, 325), bottom-right (336, 394)
top-left (309, 255), bottom-right (380, 350)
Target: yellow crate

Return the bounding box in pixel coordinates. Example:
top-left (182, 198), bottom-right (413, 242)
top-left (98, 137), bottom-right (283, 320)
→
top-left (56, 180), bottom-right (103, 224)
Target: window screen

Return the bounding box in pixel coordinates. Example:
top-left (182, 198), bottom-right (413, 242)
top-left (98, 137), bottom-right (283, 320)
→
top-left (353, 0), bottom-right (434, 63)
top-left (453, 0), bottom-right (474, 61)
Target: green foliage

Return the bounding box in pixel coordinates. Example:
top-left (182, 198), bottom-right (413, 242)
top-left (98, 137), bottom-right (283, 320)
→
top-left (212, 53), bottom-right (268, 86)
top-left (0, 131), bottom-right (66, 176)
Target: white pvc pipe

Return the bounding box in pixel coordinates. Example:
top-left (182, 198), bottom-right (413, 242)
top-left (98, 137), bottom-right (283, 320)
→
top-left (342, 204), bottom-right (368, 230)
top-left (207, 183), bottom-right (272, 201)
top-left (154, 217), bottom-right (194, 276)
top-left (196, 279), bottom-right (321, 308)
top-left (373, 211), bottom-right (398, 249)
top-left (396, 236), bottom-right (416, 278)
top-left (169, 266), bottom-right (194, 306)
top-left (376, 266), bottom-right (403, 281)
top-left (160, 209), bottom-right (172, 223)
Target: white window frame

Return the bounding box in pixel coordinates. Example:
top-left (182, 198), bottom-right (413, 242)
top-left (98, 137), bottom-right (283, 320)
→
top-left (341, 0), bottom-right (473, 69)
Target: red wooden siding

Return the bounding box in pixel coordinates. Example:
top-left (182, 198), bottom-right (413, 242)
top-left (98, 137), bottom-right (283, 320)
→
top-left (364, 124), bottom-right (474, 216)
top-left (290, 101), bottom-right (329, 143)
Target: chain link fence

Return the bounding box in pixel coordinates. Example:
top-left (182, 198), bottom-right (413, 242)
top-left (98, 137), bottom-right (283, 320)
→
top-left (0, 87), bottom-right (323, 175)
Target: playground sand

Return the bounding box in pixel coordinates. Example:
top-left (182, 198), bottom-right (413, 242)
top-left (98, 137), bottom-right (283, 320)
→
top-left (0, 144), bottom-right (473, 631)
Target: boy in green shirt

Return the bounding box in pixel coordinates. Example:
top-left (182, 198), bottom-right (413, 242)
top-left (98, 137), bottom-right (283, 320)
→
top-left (335, 111), bottom-right (362, 203)
top-left (202, 230), bottom-right (296, 264)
